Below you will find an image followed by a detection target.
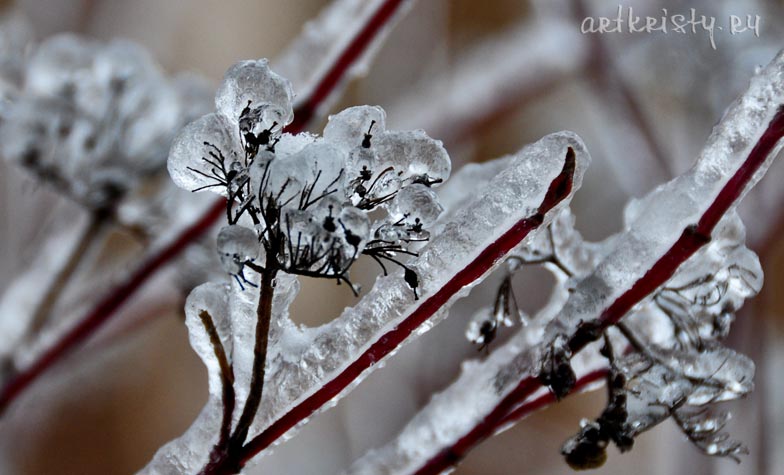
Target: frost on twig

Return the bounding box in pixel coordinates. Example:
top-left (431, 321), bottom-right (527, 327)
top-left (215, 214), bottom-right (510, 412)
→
top-left (344, 48), bottom-right (784, 475)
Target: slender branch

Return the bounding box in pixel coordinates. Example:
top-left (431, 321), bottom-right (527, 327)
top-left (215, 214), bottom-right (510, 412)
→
top-left (25, 214), bottom-right (107, 340)
top-left (197, 310), bottom-right (235, 450)
top-left (235, 148), bottom-right (578, 466)
top-left (409, 106), bottom-right (784, 475)
top-left (285, 0), bottom-right (409, 132)
top-left (0, 0), bottom-right (409, 415)
top-left (0, 198), bottom-right (226, 415)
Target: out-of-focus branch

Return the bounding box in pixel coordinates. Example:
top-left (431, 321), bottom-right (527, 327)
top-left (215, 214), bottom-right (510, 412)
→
top-left (389, 18), bottom-right (589, 144)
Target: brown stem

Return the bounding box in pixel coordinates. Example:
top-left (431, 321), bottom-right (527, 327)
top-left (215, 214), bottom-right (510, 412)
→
top-left (231, 267), bottom-right (276, 446)
top-left (25, 214), bottom-right (106, 340)
top-left (198, 310), bottom-right (235, 449)
top-left (198, 267), bottom-right (277, 475)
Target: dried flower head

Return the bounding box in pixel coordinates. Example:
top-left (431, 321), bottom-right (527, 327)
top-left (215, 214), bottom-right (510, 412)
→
top-left (168, 59), bottom-right (451, 295)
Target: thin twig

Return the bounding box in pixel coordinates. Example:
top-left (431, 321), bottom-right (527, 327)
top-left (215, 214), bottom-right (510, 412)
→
top-left (25, 214), bottom-right (107, 340)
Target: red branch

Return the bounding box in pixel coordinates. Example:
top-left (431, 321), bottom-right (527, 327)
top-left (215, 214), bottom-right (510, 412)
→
top-left (0, 0), bottom-right (409, 416)
top-left (0, 199), bottom-right (224, 413)
top-left (412, 106), bottom-right (784, 475)
top-left (285, 0), bottom-right (408, 132)
top-left (237, 149), bottom-right (577, 466)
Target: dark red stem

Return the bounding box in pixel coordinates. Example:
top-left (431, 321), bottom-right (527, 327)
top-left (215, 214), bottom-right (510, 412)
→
top-left (0, 199), bottom-right (225, 414)
top-left (0, 0), bottom-right (409, 416)
top-left (236, 149), bottom-right (577, 466)
top-left (412, 106), bottom-right (784, 475)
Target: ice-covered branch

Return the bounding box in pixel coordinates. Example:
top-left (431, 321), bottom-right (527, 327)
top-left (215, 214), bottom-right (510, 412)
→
top-left (276, 0), bottom-right (414, 131)
top-left (231, 133), bottom-right (588, 469)
top-left (346, 49), bottom-right (784, 475)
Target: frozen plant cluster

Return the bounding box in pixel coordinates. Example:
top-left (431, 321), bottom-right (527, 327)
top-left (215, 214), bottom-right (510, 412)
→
top-left (0, 2), bottom-right (782, 475)
top-left (0, 28), bottom-right (213, 379)
top-left (150, 58), bottom-right (451, 474)
top-left (169, 60), bottom-right (449, 295)
top-left (0, 33), bottom-right (210, 213)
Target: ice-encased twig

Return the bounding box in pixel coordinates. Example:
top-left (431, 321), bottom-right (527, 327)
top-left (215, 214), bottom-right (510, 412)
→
top-left (346, 49), bottom-right (784, 475)
top-left (277, 0), bottom-right (415, 132)
top-left (229, 132), bottom-right (590, 467)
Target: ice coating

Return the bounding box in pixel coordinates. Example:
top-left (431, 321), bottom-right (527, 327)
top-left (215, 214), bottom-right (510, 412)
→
top-left (214, 59), bottom-right (294, 129)
top-left (324, 105), bottom-right (387, 151)
top-left (167, 113), bottom-right (242, 195)
top-left (343, 50), bottom-right (784, 474)
top-left (374, 130), bottom-right (451, 184)
top-left (144, 283), bottom-right (231, 475)
top-left (166, 60), bottom-right (452, 293)
top-left (242, 132), bottom-right (589, 446)
top-left (386, 184), bottom-right (443, 226)
top-left (217, 225), bottom-right (260, 275)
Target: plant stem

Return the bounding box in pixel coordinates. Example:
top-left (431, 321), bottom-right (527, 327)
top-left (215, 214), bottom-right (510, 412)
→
top-left (231, 267), bottom-right (276, 446)
top-left (199, 266), bottom-right (277, 475)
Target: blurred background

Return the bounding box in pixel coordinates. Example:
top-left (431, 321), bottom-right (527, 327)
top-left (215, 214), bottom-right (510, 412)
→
top-left (0, 0), bottom-right (782, 474)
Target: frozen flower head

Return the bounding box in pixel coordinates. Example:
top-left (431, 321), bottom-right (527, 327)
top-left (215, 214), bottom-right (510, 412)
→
top-left (168, 59), bottom-right (451, 296)
top-left (0, 34), bottom-right (211, 211)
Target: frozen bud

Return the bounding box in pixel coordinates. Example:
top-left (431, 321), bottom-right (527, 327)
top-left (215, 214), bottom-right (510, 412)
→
top-left (388, 184), bottom-right (443, 225)
top-left (25, 34), bottom-right (97, 99)
top-left (373, 223), bottom-right (408, 243)
top-left (466, 307), bottom-right (497, 350)
top-left (93, 39), bottom-right (159, 90)
top-left (324, 105), bottom-right (387, 151)
top-left (167, 112), bottom-right (242, 194)
top-left (374, 130), bottom-right (451, 185)
top-left (215, 59), bottom-right (294, 129)
top-left (561, 420), bottom-right (608, 470)
top-left (339, 206), bottom-right (370, 248)
top-left (216, 225), bottom-right (259, 275)
top-left (266, 141), bottom-right (346, 208)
